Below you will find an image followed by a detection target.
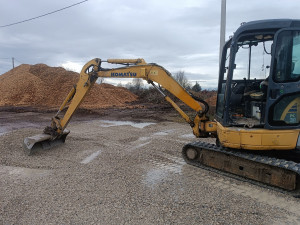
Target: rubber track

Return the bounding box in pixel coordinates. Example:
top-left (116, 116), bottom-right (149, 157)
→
top-left (182, 141), bottom-right (300, 197)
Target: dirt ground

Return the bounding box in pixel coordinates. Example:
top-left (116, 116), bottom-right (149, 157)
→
top-left (1, 108), bottom-right (300, 224)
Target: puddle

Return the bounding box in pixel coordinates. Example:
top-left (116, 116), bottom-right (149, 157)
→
top-left (99, 120), bottom-right (155, 129)
top-left (153, 131), bottom-right (169, 136)
top-left (144, 168), bottom-right (169, 187)
top-left (81, 150), bottom-right (102, 164)
top-left (153, 129), bottom-right (175, 136)
top-left (0, 166), bottom-right (51, 178)
top-left (0, 122), bottom-right (40, 136)
top-left (180, 134), bottom-right (195, 139)
top-left (137, 137), bottom-right (151, 142)
top-left (129, 141), bottom-right (152, 152)
top-left (143, 156), bottom-right (185, 188)
top-left (0, 127), bottom-right (9, 136)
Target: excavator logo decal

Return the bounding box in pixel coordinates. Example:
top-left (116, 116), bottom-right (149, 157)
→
top-left (111, 72), bottom-right (137, 77)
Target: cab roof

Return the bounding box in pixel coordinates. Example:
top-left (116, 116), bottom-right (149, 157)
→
top-left (232, 19), bottom-right (300, 41)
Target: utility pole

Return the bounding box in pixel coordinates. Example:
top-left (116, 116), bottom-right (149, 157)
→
top-left (12, 57), bottom-right (14, 69)
top-left (219, 0), bottom-right (226, 66)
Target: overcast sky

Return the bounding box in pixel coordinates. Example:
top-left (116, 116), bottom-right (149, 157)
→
top-left (0, 0), bottom-right (299, 88)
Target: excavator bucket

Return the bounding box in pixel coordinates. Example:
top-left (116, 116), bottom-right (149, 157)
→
top-left (23, 130), bottom-right (70, 155)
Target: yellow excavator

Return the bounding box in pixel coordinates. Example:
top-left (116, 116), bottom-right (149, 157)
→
top-left (24, 19), bottom-right (300, 195)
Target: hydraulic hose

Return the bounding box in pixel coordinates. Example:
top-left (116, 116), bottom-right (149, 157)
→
top-left (190, 94), bottom-right (209, 116)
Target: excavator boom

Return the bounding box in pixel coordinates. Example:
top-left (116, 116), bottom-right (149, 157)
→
top-left (23, 58), bottom-right (216, 155)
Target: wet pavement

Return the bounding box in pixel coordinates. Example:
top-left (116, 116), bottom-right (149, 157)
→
top-left (1, 113), bottom-right (300, 224)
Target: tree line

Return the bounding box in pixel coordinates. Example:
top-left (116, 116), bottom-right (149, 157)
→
top-left (120, 70), bottom-right (202, 92)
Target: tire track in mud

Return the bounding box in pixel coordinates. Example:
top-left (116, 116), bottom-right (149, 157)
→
top-left (192, 169), bottom-right (300, 224)
top-left (144, 151), bottom-right (300, 223)
top-left (141, 129), bottom-right (300, 222)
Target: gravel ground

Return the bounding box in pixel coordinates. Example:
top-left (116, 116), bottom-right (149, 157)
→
top-left (1, 114), bottom-right (300, 224)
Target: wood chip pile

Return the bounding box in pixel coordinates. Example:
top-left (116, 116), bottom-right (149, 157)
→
top-left (206, 95), bottom-right (217, 106)
top-left (0, 64), bottom-right (138, 109)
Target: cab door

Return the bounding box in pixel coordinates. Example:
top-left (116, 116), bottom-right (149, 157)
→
top-left (215, 39), bottom-right (232, 124)
top-left (266, 28), bottom-right (300, 129)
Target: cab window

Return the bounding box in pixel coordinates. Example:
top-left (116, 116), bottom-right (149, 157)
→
top-left (273, 30), bottom-right (300, 82)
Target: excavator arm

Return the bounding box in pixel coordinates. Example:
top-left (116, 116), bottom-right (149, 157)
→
top-left (23, 58), bottom-right (216, 155)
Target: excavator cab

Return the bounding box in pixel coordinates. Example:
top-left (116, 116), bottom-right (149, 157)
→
top-left (216, 19), bottom-right (300, 131)
top-left (181, 20), bottom-right (300, 193)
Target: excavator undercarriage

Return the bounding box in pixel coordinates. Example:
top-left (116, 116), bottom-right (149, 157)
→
top-left (183, 141), bottom-right (300, 196)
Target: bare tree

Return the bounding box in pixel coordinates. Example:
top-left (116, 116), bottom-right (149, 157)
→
top-left (173, 71), bottom-right (191, 89)
top-left (96, 77), bottom-right (104, 84)
top-left (125, 78), bottom-right (143, 92)
top-left (132, 78), bottom-right (143, 90)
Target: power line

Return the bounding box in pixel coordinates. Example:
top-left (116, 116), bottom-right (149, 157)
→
top-left (14, 58), bottom-right (25, 64)
top-left (0, 0), bottom-right (88, 28)
top-left (0, 57), bottom-right (24, 63)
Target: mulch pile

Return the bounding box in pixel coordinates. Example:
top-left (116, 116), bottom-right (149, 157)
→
top-left (0, 64), bottom-right (138, 109)
top-left (206, 95), bottom-right (217, 106)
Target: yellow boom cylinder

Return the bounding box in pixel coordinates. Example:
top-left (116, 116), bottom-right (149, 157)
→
top-left (107, 58), bottom-right (146, 65)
